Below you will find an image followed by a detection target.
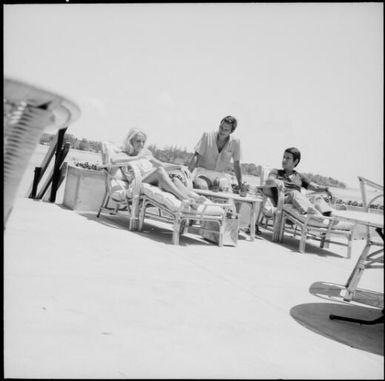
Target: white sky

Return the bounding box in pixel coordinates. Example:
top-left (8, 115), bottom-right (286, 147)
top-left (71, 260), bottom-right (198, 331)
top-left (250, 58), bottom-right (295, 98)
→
top-left (4, 3), bottom-right (383, 188)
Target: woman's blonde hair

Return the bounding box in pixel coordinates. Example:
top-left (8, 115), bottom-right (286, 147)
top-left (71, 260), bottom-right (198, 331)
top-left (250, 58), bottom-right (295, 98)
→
top-left (121, 128), bottom-right (147, 155)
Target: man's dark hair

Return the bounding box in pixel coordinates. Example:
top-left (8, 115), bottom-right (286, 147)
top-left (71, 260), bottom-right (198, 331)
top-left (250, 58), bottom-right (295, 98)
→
top-left (220, 115), bottom-right (237, 132)
top-left (284, 147), bottom-right (301, 167)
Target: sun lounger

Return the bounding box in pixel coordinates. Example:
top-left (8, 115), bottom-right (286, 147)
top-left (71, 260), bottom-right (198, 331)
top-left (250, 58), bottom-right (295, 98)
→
top-left (279, 201), bottom-right (356, 258)
top-left (97, 142), bottom-right (234, 245)
top-left (96, 142), bottom-right (143, 230)
top-left (256, 165), bottom-right (356, 257)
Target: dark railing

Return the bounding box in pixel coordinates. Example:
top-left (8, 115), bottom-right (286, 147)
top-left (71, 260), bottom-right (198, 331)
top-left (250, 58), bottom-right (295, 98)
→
top-left (27, 128), bottom-right (70, 202)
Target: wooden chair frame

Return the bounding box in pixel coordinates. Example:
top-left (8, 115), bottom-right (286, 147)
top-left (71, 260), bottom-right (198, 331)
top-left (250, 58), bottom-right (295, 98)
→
top-left (96, 142), bottom-right (233, 245)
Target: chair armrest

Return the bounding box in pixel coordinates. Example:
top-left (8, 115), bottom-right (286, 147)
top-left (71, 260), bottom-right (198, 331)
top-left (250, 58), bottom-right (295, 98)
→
top-left (255, 184), bottom-right (284, 208)
top-left (254, 184), bottom-right (285, 241)
top-left (358, 176), bottom-right (384, 212)
top-left (358, 176), bottom-right (384, 192)
top-left (103, 162), bottom-right (143, 192)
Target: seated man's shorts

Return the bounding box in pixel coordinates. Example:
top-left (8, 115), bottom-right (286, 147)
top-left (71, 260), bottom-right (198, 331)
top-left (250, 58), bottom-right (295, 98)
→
top-left (192, 167), bottom-right (233, 192)
top-left (168, 172), bottom-right (188, 187)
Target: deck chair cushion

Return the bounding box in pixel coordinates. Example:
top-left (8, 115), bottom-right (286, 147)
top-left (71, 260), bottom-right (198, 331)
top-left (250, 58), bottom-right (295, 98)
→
top-left (142, 183), bottom-right (225, 215)
top-left (109, 178), bottom-right (133, 202)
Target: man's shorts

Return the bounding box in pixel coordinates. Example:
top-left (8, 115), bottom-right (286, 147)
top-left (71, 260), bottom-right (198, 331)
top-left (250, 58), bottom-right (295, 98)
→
top-left (192, 167), bottom-right (233, 192)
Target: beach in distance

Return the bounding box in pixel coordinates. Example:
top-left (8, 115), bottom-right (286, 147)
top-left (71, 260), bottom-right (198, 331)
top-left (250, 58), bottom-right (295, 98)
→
top-left (26, 144), bottom-right (381, 205)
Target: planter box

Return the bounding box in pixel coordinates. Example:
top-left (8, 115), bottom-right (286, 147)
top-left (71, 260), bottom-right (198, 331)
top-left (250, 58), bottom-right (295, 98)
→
top-left (62, 164), bottom-right (106, 211)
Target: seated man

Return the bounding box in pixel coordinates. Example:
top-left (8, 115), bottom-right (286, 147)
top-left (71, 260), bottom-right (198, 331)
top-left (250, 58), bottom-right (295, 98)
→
top-left (264, 147), bottom-right (334, 217)
top-left (188, 115), bottom-right (248, 196)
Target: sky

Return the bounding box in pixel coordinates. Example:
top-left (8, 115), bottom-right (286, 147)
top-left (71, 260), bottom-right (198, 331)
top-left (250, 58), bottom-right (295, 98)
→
top-left (4, 3), bottom-right (383, 188)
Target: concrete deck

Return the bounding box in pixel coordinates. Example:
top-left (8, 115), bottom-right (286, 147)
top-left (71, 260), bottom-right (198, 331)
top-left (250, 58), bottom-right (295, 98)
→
top-left (4, 196), bottom-right (384, 379)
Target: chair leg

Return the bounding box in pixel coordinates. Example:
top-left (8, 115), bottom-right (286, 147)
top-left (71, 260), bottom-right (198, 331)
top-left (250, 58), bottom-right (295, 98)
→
top-left (299, 228), bottom-right (307, 253)
top-left (320, 232), bottom-right (328, 249)
top-left (272, 215), bottom-right (280, 242)
top-left (347, 233), bottom-right (353, 259)
top-left (320, 234), bottom-right (325, 248)
top-left (343, 241), bottom-right (371, 301)
top-left (138, 202), bottom-right (145, 231)
top-left (129, 217), bottom-right (136, 231)
top-left (218, 222), bottom-right (224, 247)
top-left (277, 215), bottom-right (285, 242)
top-left (97, 193), bottom-right (110, 218)
top-left (173, 220), bottom-right (181, 245)
top-left (323, 234), bottom-right (330, 249)
top-left (181, 219), bottom-right (188, 235)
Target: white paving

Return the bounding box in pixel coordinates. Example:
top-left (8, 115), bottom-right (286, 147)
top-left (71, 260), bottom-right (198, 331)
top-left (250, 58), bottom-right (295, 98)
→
top-left (4, 197), bottom-right (384, 379)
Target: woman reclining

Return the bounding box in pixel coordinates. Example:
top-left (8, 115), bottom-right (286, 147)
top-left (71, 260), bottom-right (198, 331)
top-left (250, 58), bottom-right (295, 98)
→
top-left (110, 128), bottom-right (207, 209)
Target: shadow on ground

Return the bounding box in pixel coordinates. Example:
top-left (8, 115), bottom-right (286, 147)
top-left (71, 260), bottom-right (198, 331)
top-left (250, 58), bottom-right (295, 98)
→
top-left (290, 302), bottom-right (384, 356)
top-left (77, 210), bottom-right (247, 247)
top-left (309, 281), bottom-right (384, 309)
top-left (257, 227), bottom-right (348, 259)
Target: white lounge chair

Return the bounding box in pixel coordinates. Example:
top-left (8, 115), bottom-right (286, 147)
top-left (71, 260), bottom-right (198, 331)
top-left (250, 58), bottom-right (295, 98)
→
top-left (256, 165), bottom-right (356, 258)
top-left (97, 142), bottom-right (234, 245)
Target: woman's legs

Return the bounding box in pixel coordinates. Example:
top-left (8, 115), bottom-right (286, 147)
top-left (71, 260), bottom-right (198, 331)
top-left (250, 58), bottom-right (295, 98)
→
top-left (143, 167), bottom-right (196, 204)
top-left (172, 178), bottom-right (207, 203)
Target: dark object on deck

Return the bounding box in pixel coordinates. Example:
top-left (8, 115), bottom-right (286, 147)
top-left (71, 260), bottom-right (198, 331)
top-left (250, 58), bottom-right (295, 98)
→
top-left (329, 309), bottom-right (384, 325)
top-left (28, 128), bottom-right (70, 202)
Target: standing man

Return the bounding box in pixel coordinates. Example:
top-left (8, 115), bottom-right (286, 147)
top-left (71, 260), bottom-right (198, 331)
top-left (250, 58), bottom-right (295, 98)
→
top-left (188, 115), bottom-right (247, 195)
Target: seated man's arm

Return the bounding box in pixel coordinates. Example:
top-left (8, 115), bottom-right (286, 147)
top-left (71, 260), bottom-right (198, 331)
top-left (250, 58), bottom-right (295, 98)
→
top-left (233, 160), bottom-right (243, 188)
top-left (265, 171), bottom-right (284, 190)
top-left (188, 152), bottom-right (200, 173)
top-left (262, 170), bottom-right (284, 207)
top-left (307, 181), bottom-right (329, 192)
top-left (307, 181), bottom-right (333, 199)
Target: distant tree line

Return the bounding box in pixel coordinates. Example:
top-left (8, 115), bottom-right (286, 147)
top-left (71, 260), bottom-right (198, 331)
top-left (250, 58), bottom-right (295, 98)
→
top-left (147, 144), bottom-right (193, 166)
top-left (39, 134), bottom-right (346, 188)
top-left (40, 133), bottom-right (102, 153)
top-left (302, 173), bottom-right (346, 189)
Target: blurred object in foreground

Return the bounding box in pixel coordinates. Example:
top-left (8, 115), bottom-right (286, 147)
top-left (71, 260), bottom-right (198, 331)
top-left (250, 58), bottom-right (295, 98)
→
top-left (4, 77), bottom-right (81, 227)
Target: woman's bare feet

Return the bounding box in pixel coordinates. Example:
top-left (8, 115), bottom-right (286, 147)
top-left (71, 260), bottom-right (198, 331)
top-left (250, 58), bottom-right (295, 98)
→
top-left (189, 199), bottom-right (199, 210)
top-left (181, 198), bottom-right (199, 211)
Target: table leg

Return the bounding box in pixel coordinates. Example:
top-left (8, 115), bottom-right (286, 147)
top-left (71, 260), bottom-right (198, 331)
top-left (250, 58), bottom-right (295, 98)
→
top-left (249, 201), bottom-right (257, 241)
top-left (343, 241), bottom-right (372, 301)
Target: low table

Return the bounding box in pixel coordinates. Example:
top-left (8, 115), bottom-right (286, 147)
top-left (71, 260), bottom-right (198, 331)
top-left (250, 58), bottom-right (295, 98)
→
top-left (195, 189), bottom-right (264, 241)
